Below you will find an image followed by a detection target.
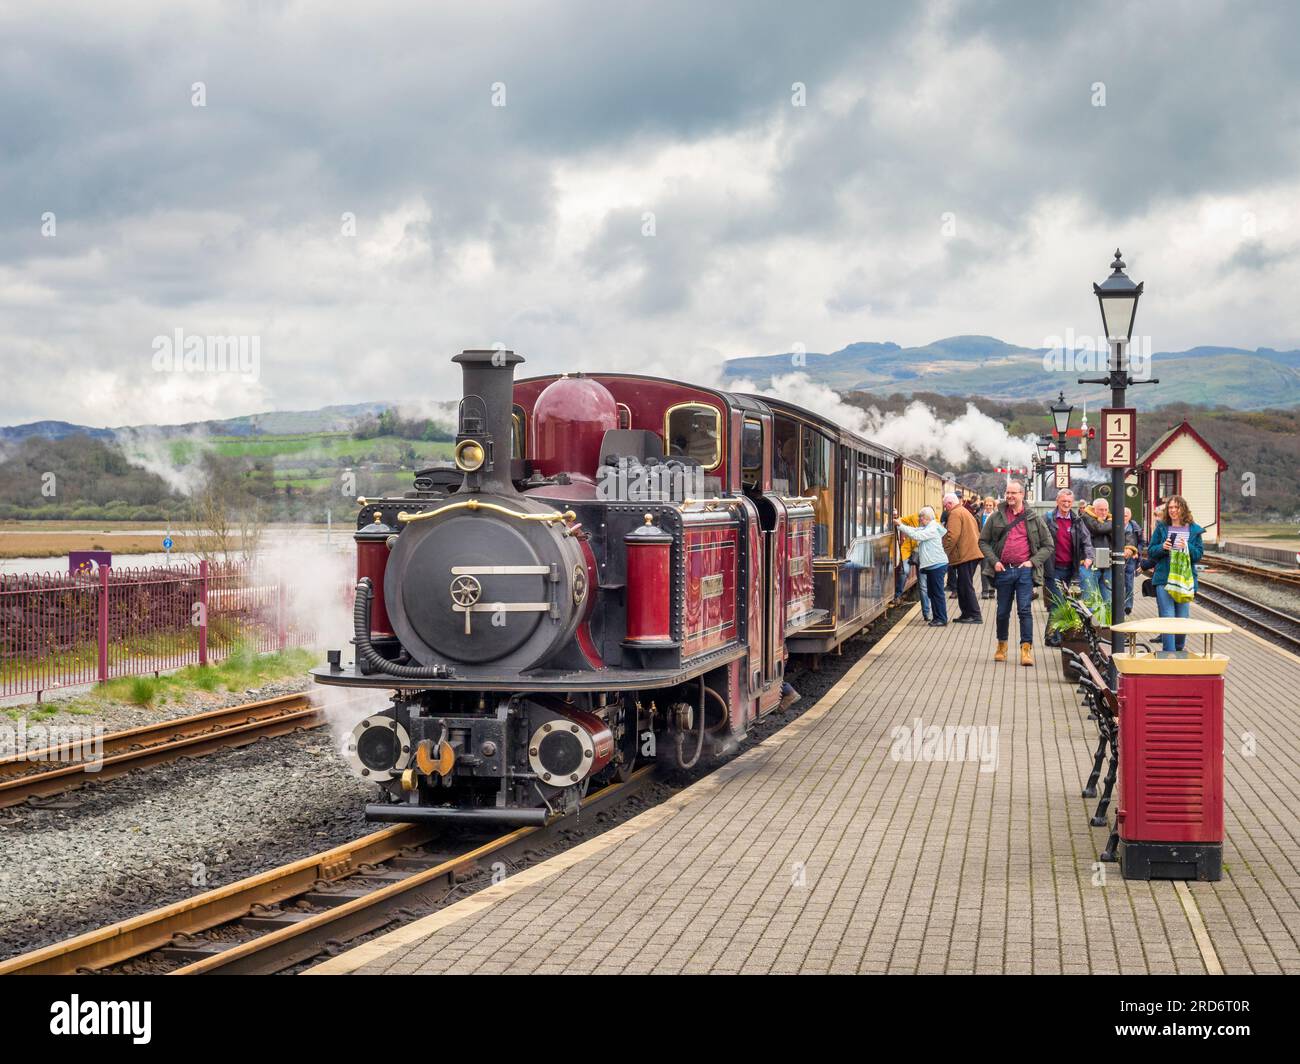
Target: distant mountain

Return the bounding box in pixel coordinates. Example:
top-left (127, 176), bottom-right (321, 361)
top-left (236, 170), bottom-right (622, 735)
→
top-left (723, 336), bottom-right (1300, 410)
top-left (0, 420), bottom-right (116, 443)
top-left (0, 401), bottom-right (396, 442)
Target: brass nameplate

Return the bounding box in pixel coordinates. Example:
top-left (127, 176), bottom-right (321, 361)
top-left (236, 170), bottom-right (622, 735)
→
top-left (700, 574), bottom-right (724, 598)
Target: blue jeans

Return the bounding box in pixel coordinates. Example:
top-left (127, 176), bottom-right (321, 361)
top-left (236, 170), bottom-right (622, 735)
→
top-left (922, 563), bottom-right (948, 623)
top-left (895, 558), bottom-right (912, 599)
top-left (915, 564), bottom-right (931, 619)
top-left (995, 566), bottom-right (1035, 645)
top-left (1124, 558), bottom-right (1137, 614)
top-left (1155, 584), bottom-right (1191, 650)
top-left (1043, 557), bottom-right (1077, 600)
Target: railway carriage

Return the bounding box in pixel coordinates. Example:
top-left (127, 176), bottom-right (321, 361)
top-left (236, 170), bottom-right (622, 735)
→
top-left (316, 351), bottom-right (964, 825)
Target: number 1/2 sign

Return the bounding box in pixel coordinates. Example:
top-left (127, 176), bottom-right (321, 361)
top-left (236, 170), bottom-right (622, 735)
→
top-left (1100, 407), bottom-right (1136, 468)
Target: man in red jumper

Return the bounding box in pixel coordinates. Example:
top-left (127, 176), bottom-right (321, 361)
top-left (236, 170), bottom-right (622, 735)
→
top-left (978, 481), bottom-right (1052, 666)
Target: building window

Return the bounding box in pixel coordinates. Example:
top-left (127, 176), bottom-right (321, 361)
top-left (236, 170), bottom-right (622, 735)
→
top-left (1155, 470), bottom-right (1180, 502)
top-left (665, 403), bottom-right (722, 470)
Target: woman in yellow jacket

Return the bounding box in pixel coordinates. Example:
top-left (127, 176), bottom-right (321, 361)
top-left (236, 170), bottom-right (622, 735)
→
top-left (892, 510), bottom-right (932, 621)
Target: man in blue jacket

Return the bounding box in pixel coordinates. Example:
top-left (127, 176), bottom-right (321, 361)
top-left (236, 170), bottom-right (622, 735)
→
top-left (1042, 489), bottom-right (1093, 601)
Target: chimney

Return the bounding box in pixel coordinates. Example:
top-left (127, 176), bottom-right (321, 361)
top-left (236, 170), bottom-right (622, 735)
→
top-left (451, 348), bottom-right (524, 494)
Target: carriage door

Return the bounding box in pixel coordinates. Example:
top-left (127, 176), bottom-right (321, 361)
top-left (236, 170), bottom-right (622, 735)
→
top-left (743, 416), bottom-right (783, 689)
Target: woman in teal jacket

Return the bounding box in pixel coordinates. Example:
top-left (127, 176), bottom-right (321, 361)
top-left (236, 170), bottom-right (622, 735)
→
top-left (1145, 494), bottom-right (1204, 652)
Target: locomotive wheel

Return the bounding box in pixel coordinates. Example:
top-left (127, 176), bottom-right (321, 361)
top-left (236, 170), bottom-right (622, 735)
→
top-left (612, 702), bottom-right (638, 782)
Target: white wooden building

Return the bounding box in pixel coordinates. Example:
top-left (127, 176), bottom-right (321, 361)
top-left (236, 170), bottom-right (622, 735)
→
top-left (1136, 419), bottom-right (1228, 546)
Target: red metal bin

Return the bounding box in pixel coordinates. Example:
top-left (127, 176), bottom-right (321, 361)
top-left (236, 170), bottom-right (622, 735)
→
top-left (1110, 618), bottom-right (1233, 881)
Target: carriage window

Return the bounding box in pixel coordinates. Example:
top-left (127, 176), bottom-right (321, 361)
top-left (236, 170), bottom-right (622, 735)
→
top-left (665, 403), bottom-right (722, 470)
top-left (772, 417), bottom-right (798, 494)
top-left (617, 403), bottom-right (632, 430)
top-left (801, 427), bottom-right (834, 556)
top-left (855, 466), bottom-right (868, 539)
top-left (741, 419), bottom-right (763, 489)
top-left (511, 406), bottom-right (526, 458)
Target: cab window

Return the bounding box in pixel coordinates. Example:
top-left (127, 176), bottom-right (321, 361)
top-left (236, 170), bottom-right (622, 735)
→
top-left (665, 403), bottom-right (721, 470)
top-left (773, 417), bottom-right (798, 494)
top-left (511, 407), bottom-right (527, 458)
top-left (741, 419), bottom-right (763, 489)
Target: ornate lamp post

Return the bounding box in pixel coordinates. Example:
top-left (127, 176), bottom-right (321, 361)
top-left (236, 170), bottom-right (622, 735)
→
top-left (1033, 436), bottom-right (1050, 501)
top-left (1048, 392), bottom-right (1074, 498)
top-left (1079, 250), bottom-right (1157, 662)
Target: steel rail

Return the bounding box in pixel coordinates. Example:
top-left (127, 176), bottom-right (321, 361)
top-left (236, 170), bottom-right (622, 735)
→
top-left (0, 693), bottom-right (328, 808)
top-left (1196, 578), bottom-right (1300, 655)
top-left (1205, 555), bottom-right (1300, 589)
top-left (0, 765), bottom-right (656, 975)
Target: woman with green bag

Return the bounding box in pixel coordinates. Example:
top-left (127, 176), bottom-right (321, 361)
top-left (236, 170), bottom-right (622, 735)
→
top-left (1146, 495), bottom-right (1204, 652)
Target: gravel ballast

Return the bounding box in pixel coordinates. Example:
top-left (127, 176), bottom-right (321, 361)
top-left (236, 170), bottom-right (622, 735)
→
top-left (0, 601), bottom-right (914, 965)
top-left (1199, 566), bottom-right (1300, 615)
top-left (0, 725), bottom-right (374, 959)
top-left (2, 675), bottom-right (317, 735)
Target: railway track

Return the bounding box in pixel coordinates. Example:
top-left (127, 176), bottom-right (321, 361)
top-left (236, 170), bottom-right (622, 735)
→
top-left (1206, 554), bottom-right (1300, 589)
top-left (0, 765), bottom-right (656, 975)
top-left (0, 692), bottom-right (327, 809)
top-left (1196, 578), bottom-right (1300, 655)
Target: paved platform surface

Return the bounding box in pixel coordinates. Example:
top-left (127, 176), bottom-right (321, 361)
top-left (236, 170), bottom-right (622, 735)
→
top-left (309, 596), bottom-right (1300, 975)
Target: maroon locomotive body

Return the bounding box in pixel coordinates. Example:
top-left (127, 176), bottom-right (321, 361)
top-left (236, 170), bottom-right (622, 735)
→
top-left (315, 349), bottom-right (924, 824)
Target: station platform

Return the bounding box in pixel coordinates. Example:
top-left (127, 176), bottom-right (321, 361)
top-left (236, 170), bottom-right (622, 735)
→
top-left (308, 597), bottom-right (1300, 975)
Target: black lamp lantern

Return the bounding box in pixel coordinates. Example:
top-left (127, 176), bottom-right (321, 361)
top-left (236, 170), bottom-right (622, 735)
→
top-left (1094, 248), bottom-right (1144, 345)
top-left (1035, 435), bottom-right (1050, 462)
top-left (1050, 392), bottom-right (1073, 437)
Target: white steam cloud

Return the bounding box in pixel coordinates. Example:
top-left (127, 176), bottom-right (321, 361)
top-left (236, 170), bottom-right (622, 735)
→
top-left (392, 398), bottom-right (457, 431)
top-left (737, 372), bottom-right (1035, 469)
top-left (260, 535), bottom-right (392, 751)
top-left (112, 427), bottom-right (211, 496)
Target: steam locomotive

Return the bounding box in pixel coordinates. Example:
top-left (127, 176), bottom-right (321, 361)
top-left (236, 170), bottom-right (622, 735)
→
top-left (314, 349), bottom-right (979, 825)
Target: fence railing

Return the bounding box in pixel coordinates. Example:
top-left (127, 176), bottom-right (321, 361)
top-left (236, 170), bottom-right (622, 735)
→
top-left (0, 561), bottom-right (320, 701)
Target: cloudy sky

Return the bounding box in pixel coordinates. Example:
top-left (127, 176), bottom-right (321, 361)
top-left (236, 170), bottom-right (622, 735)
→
top-left (1, 0), bottom-right (1298, 428)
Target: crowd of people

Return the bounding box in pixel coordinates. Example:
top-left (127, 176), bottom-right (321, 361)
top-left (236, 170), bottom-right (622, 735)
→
top-left (892, 481), bottom-right (1206, 664)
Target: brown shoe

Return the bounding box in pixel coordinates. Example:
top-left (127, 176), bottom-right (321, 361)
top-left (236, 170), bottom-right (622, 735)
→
top-left (994, 641), bottom-right (1008, 662)
top-left (1020, 642), bottom-right (1034, 667)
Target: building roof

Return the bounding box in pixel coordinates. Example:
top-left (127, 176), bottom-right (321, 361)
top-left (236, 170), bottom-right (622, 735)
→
top-left (1137, 418), bottom-right (1228, 472)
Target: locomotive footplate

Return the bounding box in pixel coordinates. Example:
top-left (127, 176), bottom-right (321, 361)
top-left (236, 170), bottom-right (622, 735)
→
top-left (312, 642), bottom-right (746, 692)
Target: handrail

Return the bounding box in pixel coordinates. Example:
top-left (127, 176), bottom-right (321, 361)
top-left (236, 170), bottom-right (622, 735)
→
top-left (396, 499), bottom-right (576, 525)
top-left (679, 498), bottom-right (746, 511)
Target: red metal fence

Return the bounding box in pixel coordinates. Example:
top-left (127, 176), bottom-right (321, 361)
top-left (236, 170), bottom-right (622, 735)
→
top-left (0, 561), bottom-right (319, 701)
